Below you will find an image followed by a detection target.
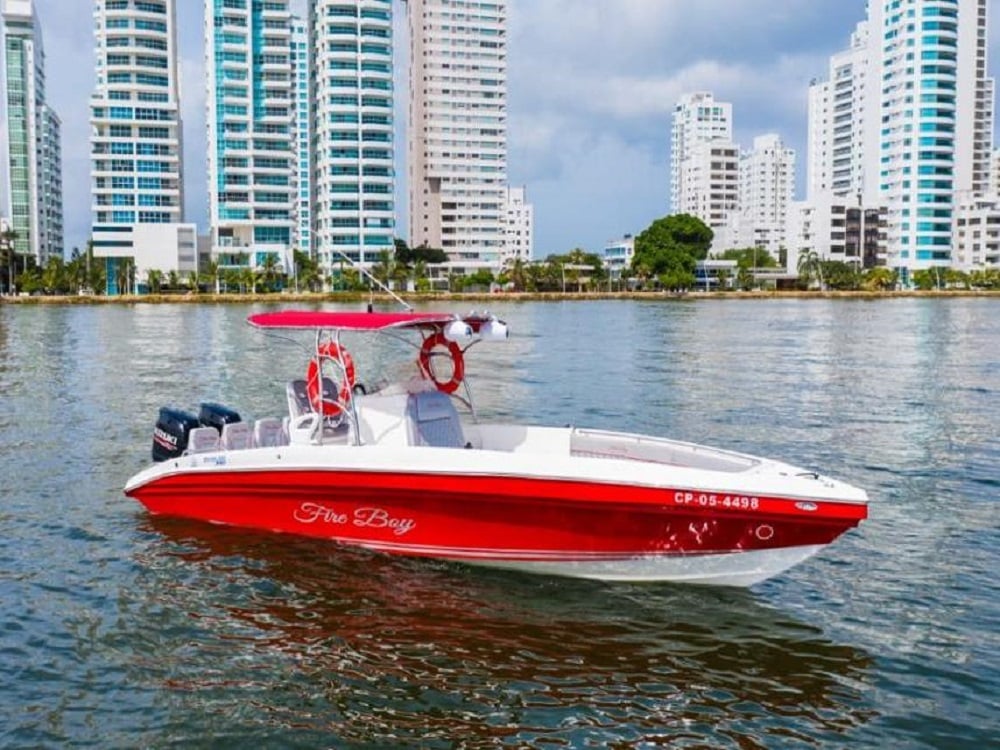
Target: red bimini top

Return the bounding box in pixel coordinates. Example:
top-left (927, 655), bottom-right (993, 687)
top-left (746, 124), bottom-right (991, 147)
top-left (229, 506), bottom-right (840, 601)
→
top-left (248, 310), bottom-right (463, 332)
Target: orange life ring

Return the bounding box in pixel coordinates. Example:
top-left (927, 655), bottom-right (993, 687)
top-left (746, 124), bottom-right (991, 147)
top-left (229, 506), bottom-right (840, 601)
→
top-left (419, 331), bottom-right (465, 394)
top-left (306, 341), bottom-right (356, 416)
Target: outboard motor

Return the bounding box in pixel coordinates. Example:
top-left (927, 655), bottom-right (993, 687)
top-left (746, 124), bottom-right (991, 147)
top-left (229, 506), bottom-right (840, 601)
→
top-left (152, 407), bottom-right (200, 462)
top-left (198, 402), bottom-right (241, 434)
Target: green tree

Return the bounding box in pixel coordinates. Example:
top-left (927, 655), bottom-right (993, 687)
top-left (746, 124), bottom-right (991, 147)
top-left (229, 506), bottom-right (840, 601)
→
top-left (718, 246), bottom-right (778, 270)
top-left (200, 259), bottom-right (221, 294)
top-left (943, 269), bottom-right (969, 290)
top-left (114, 257), bottom-right (135, 295)
top-left (861, 266), bottom-right (898, 291)
top-left (79, 240), bottom-right (104, 294)
top-left (18, 262), bottom-right (42, 294)
top-left (714, 267), bottom-right (731, 291)
top-left (719, 247), bottom-right (778, 291)
top-left (293, 249), bottom-right (323, 292)
top-left (821, 260), bottom-right (862, 291)
top-left (911, 268), bottom-right (943, 290)
top-left (395, 238), bottom-right (448, 265)
top-left (1, 227), bottom-right (19, 294)
top-left (631, 214), bottom-right (712, 290)
top-left (969, 268), bottom-right (1000, 289)
top-left (146, 269), bottom-right (164, 293)
top-left (259, 253), bottom-right (281, 292)
top-left (239, 266), bottom-right (258, 294)
top-left (371, 248), bottom-right (393, 286)
top-left (504, 257), bottom-right (527, 291)
top-left (797, 250), bottom-right (824, 290)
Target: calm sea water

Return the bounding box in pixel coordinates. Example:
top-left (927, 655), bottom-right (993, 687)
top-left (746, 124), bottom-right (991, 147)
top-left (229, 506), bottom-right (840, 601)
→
top-left (0, 298), bottom-right (997, 748)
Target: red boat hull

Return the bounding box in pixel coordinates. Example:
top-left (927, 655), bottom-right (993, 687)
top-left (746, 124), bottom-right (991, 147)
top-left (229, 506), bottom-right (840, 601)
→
top-left (127, 468), bottom-right (866, 581)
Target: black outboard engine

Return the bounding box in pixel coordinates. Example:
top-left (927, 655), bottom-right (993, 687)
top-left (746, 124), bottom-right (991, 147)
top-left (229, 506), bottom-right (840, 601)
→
top-left (152, 407), bottom-right (200, 462)
top-left (198, 402), bottom-right (241, 434)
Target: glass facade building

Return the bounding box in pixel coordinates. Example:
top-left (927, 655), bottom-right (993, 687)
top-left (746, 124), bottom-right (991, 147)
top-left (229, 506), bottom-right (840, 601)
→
top-left (291, 17), bottom-right (311, 258)
top-left (310, 0), bottom-right (395, 271)
top-left (206, 0), bottom-right (296, 272)
top-left (0, 0), bottom-right (63, 268)
top-left (90, 0), bottom-right (184, 230)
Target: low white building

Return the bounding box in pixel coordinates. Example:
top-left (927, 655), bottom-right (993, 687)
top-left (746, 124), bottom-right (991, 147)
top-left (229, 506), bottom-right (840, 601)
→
top-left (954, 194), bottom-right (1000, 270)
top-left (91, 222), bottom-right (198, 294)
top-left (602, 234), bottom-right (635, 279)
top-left (694, 258), bottom-right (738, 290)
top-left (786, 192), bottom-right (886, 272)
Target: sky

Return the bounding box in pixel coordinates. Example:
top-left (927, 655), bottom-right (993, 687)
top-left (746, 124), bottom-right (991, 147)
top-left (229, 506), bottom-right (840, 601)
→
top-left (32, 0), bottom-right (1000, 258)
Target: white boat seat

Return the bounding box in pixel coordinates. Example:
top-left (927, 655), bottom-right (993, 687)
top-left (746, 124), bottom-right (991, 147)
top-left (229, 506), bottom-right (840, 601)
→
top-left (253, 417), bottom-right (287, 447)
top-left (287, 377), bottom-right (340, 418)
top-left (408, 390), bottom-right (466, 448)
top-left (187, 426), bottom-right (221, 454)
top-left (221, 421), bottom-right (253, 451)
top-left (286, 379), bottom-right (311, 418)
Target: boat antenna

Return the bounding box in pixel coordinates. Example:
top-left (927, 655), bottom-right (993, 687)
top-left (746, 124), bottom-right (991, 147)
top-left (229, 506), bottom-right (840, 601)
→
top-left (332, 248), bottom-right (412, 311)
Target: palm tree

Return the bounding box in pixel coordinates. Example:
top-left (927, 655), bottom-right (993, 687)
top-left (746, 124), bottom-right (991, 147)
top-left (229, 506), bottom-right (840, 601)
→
top-left (146, 269), bottom-right (164, 294)
top-left (259, 253), bottom-right (280, 292)
top-left (862, 266), bottom-right (897, 292)
top-left (797, 250), bottom-right (824, 290)
top-left (412, 259), bottom-right (428, 292)
top-left (1, 227), bottom-right (20, 295)
top-left (505, 257), bottom-right (527, 291)
top-left (239, 266), bottom-right (258, 294)
top-left (200, 259), bottom-right (220, 294)
top-left (114, 257), bottom-right (135, 295)
top-left (371, 248), bottom-right (393, 287)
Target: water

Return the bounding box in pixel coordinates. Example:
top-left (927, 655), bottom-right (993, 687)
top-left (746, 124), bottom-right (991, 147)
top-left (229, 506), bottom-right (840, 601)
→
top-left (1, 298), bottom-right (997, 748)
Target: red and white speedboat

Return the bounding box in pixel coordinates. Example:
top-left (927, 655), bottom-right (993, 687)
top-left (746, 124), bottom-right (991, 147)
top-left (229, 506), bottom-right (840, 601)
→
top-left (125, 310), bottom-right (868, 587)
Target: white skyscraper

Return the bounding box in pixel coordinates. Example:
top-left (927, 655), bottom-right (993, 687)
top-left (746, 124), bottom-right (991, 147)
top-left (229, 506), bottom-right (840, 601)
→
top-left (0, 0), bottom-right (63, 269)
top-left (670, 92), bottom-right (732, 213)
top-left (407, 0), bottom-right (507, 269)
top-left (502, 186), bottom-right (532, 264)
top-left (206, 0), bottom-right (296, 274)
top-left (807, 21), bottom-right (871, 200)
top-left (808, 0), bottom-right (995, 279)
top-left (291, 17), bottom-right (311, 258)
top-left (739, 134), bottom-right (795, 258)
top-left (310, 0), bottom-right (395, 272)
top-left (90, 0), bottom-right (189, 292)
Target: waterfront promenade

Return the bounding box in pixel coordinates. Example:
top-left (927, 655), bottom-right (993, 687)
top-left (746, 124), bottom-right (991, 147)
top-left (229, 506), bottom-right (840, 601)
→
top-left (3, 288), bottom-right (999, 305)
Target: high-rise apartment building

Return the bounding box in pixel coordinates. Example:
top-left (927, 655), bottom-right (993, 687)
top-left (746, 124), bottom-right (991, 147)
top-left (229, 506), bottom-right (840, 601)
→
top-left (738, 134), bottom-right (795, 258)
top-left (675, 139), bottom-right (740, 251)
top-left (407, 0), bottom-right (507, 269)
top-left (90, 0), bottom-right (188, 291)
top-left (670, 92), bottom-right (732, 214)
top-left (870, 0), bottom-right (993, 275)
top-left (310, 0), bottom-right (395, 272)
top-left (808, 0), bottom-right (995, 277)
top-left (206, 0), bottom-right (296, 272)
top-left (807, 21), bottom-right (870, 200)
top-left (0, 0), bottom-right (63, 268)
top-left (502, 186), bottom-right (532, 264)
top-left (291, 16), bottom-right (310, 258)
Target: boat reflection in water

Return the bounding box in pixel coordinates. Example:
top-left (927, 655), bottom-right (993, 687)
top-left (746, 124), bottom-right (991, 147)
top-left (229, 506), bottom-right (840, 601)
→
top-left (130, 517), bottom-right (877, 746)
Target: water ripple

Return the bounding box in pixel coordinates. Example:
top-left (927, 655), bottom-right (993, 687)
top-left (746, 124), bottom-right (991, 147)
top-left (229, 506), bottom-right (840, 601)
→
top-left (1, 300), bottom-right (998, 747)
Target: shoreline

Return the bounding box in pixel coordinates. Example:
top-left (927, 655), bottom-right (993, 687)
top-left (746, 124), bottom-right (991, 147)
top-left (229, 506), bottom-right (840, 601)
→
top-left (2, 288), bottom-right (999, 305)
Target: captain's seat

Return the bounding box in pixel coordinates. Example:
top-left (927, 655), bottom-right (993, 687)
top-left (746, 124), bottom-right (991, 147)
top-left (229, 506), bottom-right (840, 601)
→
top-left (287, 378), bottom-right (340, 419)
top-left (407, 390), bottom-right (467, 448)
